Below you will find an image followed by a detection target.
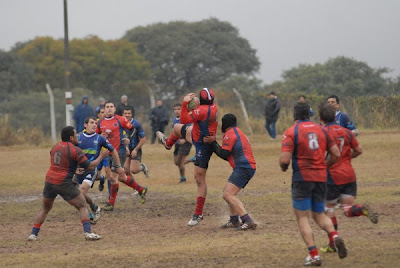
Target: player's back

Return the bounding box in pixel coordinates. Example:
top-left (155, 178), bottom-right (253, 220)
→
top-left (192, 104), bottom-right (218, 143)
top-left (284, 120), bottom-right (331, 182)
top-left (46, 142), bottom-right (86, 185)
top-left (325, 123), bottom-right (358, 184)
top-left (224, 127), bottom-right (256, 169)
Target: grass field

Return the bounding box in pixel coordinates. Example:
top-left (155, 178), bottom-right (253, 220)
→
top-left (1, 131), bottom-right (400, 267)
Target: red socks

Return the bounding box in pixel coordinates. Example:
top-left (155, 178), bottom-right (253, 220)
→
top-left (346, 204), bottom-right (363, 217)
top-left (124, 176), bottom-right (144, 192)
top-left (108, 183), bottom-right (119, 206)
top-left (166, 133), bottom-right (179, 148)
top-left (194, 196), bottom-right (206, 215)
top-left (328, 231), bottom-right (339, 247)
top-left (331, 216), bottom-right (338, 230)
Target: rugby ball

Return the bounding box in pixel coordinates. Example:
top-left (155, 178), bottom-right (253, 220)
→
top-left (187, 97), bottom-right (200, 110)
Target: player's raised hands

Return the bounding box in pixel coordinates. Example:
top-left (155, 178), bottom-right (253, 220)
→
top-left (183, 93), bottom-right (196, 103)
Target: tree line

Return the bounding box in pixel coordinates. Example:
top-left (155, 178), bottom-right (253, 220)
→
top-left (1, 17), bottom-right (399, 135)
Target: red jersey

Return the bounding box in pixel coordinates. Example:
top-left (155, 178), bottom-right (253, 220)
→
top-left (325, 123), bottom-right (359, 185)
top-left (96, 115), bottom-right (133, 153)
top-left (221, 127), bottom-right (256, 169)
top-left (180, 101), bottom-right (218, 143)
top-left (45, 142), bottom-right (89, 185)
top-left (281, 120), bottom-right (335, 182)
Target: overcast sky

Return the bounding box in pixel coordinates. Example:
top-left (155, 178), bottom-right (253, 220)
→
top-left (1, 0), bottom-right (399, 84)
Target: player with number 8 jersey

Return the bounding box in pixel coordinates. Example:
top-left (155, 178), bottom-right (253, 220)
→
top-left (281, 115), bottom-right (335, 183)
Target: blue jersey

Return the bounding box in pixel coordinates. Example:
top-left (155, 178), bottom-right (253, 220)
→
top-left (335, 111), bottom-right (356, 131)
top-left (78, 132), bottom-right (114, 161)
top-left (172, 116), bottom-right (180, 127)
top-left (126, 118), bottom-right (145, 150)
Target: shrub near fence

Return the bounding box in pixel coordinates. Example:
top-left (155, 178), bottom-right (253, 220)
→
top-left (214, 89), bottom-right (400, 135)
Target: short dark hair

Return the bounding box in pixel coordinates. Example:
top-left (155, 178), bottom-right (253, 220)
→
top-left (174, 103), bottom-right (182, 108)
top-left (123, 106), bottom-right (135, 118)
top-left (327, 95), bottom-right (340, 104)
top-left (293, 103), bottom-right (310, 121)
top-left (96, 105), bottom-right (105, 115)
top-left (61, 126), bottom-right (75, 142)
top-left (84, 116), bottom-right (97, 125)
top-left (319, 103), bottom-right (336, 123)
top-left (269, 91), bottom-right (276, 96)
top-left (104, 100), bottom-right (114, 107)
top-left (299, 95), bottom-right (306, 100)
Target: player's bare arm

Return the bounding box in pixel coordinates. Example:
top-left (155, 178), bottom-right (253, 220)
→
top-left (351, 144), bottom-right (362, 159)
top-left (279, 152), bottom-right (292, 172)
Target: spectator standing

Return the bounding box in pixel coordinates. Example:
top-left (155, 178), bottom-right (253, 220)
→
top-left (95, 97), bottom-right (106, 113)
top-left (150, 100), bottom-right (169, 144)
top-left (298, 95), bottom-right (315, 117)
top-left (73, 96), bottom-right (94, 133)
top-left (116, 95), bottom-right (131, 116)
top-left (264, 91), bottom-right (281, 140)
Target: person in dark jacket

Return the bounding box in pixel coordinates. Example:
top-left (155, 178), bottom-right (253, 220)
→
top-left (264, 92), bottom-right (281, 140)
top-left (150, 100), bottom-right (169, 144)
top-left (116, 95), bottom-right (132, 116)
top-left (73, 96), bottom-right (94, 133)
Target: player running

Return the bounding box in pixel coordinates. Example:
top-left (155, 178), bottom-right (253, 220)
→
top-left (28, 126), bottom-right (106, 241)
top-left (319, 104), bottom-right (378, 254)
top-left (96, 101), bottom-right (147, 211)
top-left (76, 116), bottom-right (123, 223)
top-left (122, 106), bottom-right (150, 179)
top-left (280, 103), bottom-right (346, 266)
top-left (204, 114), bottom-right (257, 230)
top-left (156, 88), bottom-right (218, 226)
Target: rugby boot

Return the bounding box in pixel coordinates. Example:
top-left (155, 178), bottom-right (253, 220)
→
top-left (221, 220), bottom-right (241, 229)
top-left (156, 131), bottom-right (172, 150)
top-left (188, 214), bottom-right (203, 226)
top-left (303, 255), bottom-right (322, 266)
top-left (85, 232), bottom-right (102, 241)
top-left (362, 204), bottom-right (379, 224)
top-left (237, 220), bottom-right (257, 230)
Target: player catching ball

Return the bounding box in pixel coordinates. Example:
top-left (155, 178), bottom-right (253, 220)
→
top-left (156, 88), bottom-right (218, 226)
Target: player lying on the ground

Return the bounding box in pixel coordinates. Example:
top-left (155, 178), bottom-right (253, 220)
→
top-left (319, 103), bottom-right (379, 254)
top-left (28, 126), bottom-right (107, 242)
top-left (156, 88), bottom-right (218, 226)
top-left (204, 114), bottom-right (257, 230)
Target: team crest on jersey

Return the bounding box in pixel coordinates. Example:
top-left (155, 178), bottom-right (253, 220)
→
top-left (223, 136), bottom-right (229, 140)
top-left (93, 140), bottom-right (98, 145)
top-left (114, 123), bottom-right (118, 127)
top-left (194, 109), bottom-right (200, 115)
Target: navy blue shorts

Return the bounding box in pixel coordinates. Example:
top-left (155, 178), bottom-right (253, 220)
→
top-left (193, 140), bottom-right (214, 169)
top-left (97, 157), bottom-right (109, 170)
top-left (228, 168), bottom-right (256, 189)
top-left (291, 181), bottom-right (326, 213)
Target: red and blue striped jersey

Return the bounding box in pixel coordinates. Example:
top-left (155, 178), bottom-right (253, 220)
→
top-left (96, 115), bottom-right (132, 153)
top-left (180, 102), bottom-right (218, 143)
top-left (325, 123), bottom-right (359, 185)
top-left (281, 120), bottom-right (335, 182)
top-left (45, 142), bottom-right (89, 185)
top-left (221, 127), bottom-right (256, 169)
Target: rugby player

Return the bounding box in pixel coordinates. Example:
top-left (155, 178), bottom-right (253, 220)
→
top-left (156, 88), bottom-right (218, 226)
top-left (95, 106), bottom-right (111, 192)
top-left (327, 95), bottom-right (359, 136)
top-left (76, 116), bottom-right (123, 223)
top-left (280, 103), bottom-right (347, 266)
top-left (171, 103), bottom-right (192, 183)
top-left (319, 103), bottom-right (378, 253)
top-left (122, 106), bottom-right (149, 203)
top-left (204, 114), bottom-right (257, 230)
top-left (96, 101), bottom-right (147, 211)
top-left (28, 126), bottom-right (106, 241)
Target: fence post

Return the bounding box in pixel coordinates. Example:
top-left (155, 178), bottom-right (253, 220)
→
top-left (232, 88), bottom-right (253, 136)
top-left (45, 84), bottom-right (56, 143)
